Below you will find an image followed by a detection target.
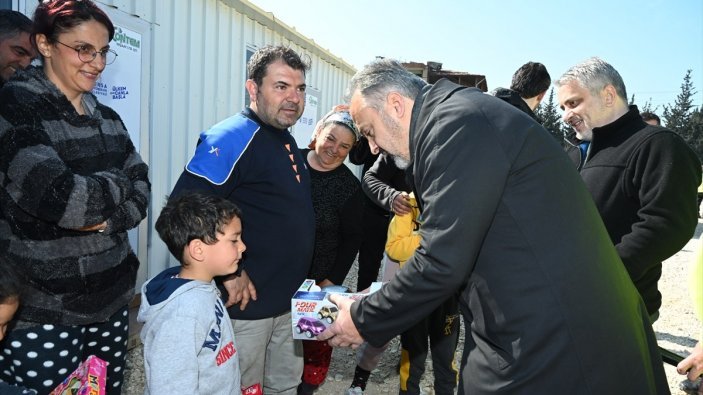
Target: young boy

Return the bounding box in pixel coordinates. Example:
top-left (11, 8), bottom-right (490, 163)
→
top-left (138, 193), bottom-right (246, 395)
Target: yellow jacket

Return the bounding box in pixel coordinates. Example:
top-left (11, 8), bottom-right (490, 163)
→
top-left (385, 194), bottom-right (421, 266)
top-left (693, 244), bottom-right (703, 340)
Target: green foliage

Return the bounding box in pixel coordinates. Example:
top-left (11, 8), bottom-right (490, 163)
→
top-left (663, 70), bottom-right (695, 133)
top-left (663, 70), bottom-right (703, 161)
top-left (535, 88), bottom-right (569, 144)
top-left (640, 98), bottom-right (658, 114)
top-left (684, 107), bottom-right (703, 162)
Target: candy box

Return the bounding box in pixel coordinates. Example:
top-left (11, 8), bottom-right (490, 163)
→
top-left (291, 279), bottom-right (382, 340)
top-left (50, 355), bottom-right (107, 395)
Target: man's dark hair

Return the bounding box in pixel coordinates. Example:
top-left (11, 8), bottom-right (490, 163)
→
top-left (641, 111), bottom-right (661, 125)
top-left (0, 263), bottom-right (23, 303)
top-left (247, 45), bottom-right (309, 86)
top-left (32, 0), bottom-right (115, 51)
top-left (510, 62), bottom-right (551, 99)
top-left (0, 10), bottom-right (32, 41)
top-left (155, 193), bottom-right (243, 264)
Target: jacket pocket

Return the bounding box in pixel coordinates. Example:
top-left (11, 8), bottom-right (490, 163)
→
top-left (465, 280), bottom-right (515, 372)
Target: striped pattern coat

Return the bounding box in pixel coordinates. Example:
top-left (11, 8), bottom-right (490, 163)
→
top-left (0, 66), bottom-right (150, 326)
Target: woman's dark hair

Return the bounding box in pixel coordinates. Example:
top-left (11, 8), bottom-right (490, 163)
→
top-left (0, 264), bottom-right (23, 303)
top-left (31, 0), bottom-right (115, 50)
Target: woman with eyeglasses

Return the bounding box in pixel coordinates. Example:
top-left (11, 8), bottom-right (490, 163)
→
top-left (0, 1), bottom-right (149, 393)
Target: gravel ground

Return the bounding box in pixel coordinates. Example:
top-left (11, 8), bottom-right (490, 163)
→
top-left (123, 221), bottom-right (703, 394)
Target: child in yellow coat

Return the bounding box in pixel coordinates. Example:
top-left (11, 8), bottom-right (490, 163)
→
top-left (385, 193), bottom-right (460, 395)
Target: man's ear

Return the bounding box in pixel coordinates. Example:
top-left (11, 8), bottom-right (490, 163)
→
top-left (603, 85), bottom-right (617, 106)
top-left (536, 91), bottom-right (546, 104)
top-left (386, 92), bottom-right (406, 118)
top-left (245, 80), bottom-right (258, 104)
top-left (186, 239), bottom-right (205, 262)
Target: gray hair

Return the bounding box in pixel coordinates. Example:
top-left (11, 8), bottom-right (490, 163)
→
top-left (346, 59), bottom-right (427, 111)
top-left (555, 57), bottom-right (627, 101)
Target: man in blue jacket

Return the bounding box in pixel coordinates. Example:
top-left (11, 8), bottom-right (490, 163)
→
top-left (320, 59), bottom-right (670, 394)
top-left (170, 46), bottom-right (315, 395)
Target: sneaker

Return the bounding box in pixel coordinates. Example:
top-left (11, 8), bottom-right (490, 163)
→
top-left (679, 377), bottom-right (702, 395)
top-left (345, 386), bottom-right (364, 395)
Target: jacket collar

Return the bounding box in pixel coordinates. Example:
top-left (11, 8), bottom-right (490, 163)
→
top-left (8, 65), bottom-right (101, 124)
top-left (591, 105), bottom-right (644, 141)
top-left (491, 87), bottom-right (539, 122)
top-left (564, 105), bottom-right (644, 147)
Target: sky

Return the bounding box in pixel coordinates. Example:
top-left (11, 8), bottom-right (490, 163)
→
top-left (248, 0), bottom-right (703, 113)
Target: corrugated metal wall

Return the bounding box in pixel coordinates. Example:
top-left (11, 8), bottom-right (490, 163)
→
top-left (95, 0), bottom-right (357, 277)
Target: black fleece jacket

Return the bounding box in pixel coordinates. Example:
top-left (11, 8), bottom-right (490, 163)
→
top-left (565, 106), bottom-right (701, 314)
top-left (490, 87), bottom-right (540, 123)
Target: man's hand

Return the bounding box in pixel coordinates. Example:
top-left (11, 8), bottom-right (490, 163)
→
top-left (392, 192), bottom-right (412, 216)
top-left (318, 279), bottom-right (334, 288)
top-left (318, 294), bottom-right (364, 348)
top-left (223, 270), bottom-right (257, 310)
top-left (678, 341), bottom-right (703, 383)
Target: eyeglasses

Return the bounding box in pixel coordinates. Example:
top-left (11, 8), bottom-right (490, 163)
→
top-left (54, 40), bottom-right (118, 65)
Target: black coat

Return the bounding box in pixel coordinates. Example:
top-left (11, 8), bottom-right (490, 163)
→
top-left (490, 87), bottom-right (540, 122)
top-left (565, 107), bottom-right (701, 315)
top-left (351, 80), bottom-right (669, 394)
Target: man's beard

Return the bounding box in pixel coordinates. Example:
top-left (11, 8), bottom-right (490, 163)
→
top-left (575, 128), bottom-right (593, 142)
top-left (379, 109), bottom-right (410, 169)
top-left (392, 155), bottom-right (410, 169)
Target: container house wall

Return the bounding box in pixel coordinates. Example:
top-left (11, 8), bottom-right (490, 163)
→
top-left (60, 0), bottom-right (356, 278)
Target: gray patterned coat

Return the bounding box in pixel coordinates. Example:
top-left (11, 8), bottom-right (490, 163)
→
top-left (0, 66), bottom-right (150, 327)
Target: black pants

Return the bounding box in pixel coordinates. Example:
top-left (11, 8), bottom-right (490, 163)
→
top-left (0, 306), bottom-right (129, 395)
top-left (356, 205), bottom-right (390, 291)
top-left (399, 296), bottom-right (460, 395)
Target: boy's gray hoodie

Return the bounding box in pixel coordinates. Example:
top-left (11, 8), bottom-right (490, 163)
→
top-left (138, 267), bottom-right (240, 394)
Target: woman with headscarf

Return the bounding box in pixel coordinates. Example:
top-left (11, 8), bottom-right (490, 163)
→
top-left (298, 107), bottom-right (364, 394)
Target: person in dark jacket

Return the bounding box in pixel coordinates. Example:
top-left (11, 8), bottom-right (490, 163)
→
top-left (556, 57), bottom-right (701, 320)
top-left (320, 58), bottom-right (670, 395)
top-left (490, 61), bottom-right (550, 122)
top-left (363, 153), bottom-right (413, 216)
top-left (348, 138), bottom-right (390, 292)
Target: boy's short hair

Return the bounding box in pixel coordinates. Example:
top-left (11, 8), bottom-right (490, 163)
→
top-left (155, 193), bottom-right (243, 265)
top-left (0, 263), bottom-right (23, 303)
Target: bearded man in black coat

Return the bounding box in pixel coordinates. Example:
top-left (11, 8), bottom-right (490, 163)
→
top-left (320, 58), bottom-right (670, 395)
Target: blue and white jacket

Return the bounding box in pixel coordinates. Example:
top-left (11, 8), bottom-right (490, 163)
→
top-left (170, 108), bottom-right (315, 320)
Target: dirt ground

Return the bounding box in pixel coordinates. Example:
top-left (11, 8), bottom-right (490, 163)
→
top-left (123, 221), bottom-right (703, 394)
